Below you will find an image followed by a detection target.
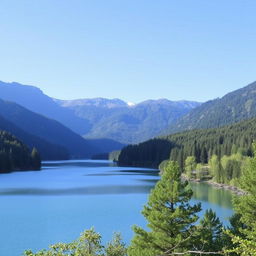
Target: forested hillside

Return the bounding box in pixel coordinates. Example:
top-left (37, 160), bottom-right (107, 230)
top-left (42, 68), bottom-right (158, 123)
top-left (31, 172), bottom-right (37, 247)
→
top-left (0, 115), bottom-right (69, 160)
top-left (167, 81), bottom-right (256, 134)
top-left (118, 117), bottom-right (256, 168)
top-left (0, 131), bottom-right (41, 173)
top-left (0, 99), bottom-right (97, 158)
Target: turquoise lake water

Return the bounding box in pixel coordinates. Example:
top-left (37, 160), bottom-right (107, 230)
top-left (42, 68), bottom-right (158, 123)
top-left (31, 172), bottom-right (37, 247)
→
top-left (0, 160), bottom-right (234, 255)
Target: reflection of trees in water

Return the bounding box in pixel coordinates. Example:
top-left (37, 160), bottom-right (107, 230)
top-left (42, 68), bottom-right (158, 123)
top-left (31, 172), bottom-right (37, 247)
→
top-left (0, 184), bottom-right (154, 196)
top-left (190, 182), bottom-right (233, 209)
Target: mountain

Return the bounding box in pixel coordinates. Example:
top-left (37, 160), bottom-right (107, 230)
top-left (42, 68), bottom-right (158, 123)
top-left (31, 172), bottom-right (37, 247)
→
top-left (167, 81), bottom-right (256, 134)
top-left (0, 130), bottom-right (41, 173)
top-left (0, 80), bottom-right (200, 145)
top-left (0, 98), bottom-right (97, 158)
top-left (86, 138), bottom-right (125, 155)
top-left (55, 98), bottom-right (129, 108)
top-left (0, 81), bottom-right (91, 135)
top-left (0, 114), bottom-right (68, 160)
top-left (57, 98), bottom-right (200, 144)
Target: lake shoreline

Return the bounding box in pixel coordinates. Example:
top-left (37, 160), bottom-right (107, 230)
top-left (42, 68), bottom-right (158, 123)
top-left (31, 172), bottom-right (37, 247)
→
top-left (182, 174), bottom-right (246, 196)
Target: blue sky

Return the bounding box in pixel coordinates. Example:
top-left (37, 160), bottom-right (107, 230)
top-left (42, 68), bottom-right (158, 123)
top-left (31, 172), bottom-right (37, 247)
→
top-left (0, 0), bottom-right (256, 103)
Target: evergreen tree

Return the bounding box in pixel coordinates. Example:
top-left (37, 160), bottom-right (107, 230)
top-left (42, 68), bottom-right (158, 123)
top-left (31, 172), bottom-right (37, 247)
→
top-left (226, 143), bottom-right (256, 255)
top-left (200, 147), bottom-right (208, 164)
top-left (105, 233), bottom-right (127, 256)
top-left (128, 161), bottom-right (201, 256)
top-left (31, 147), bottom-right (41, 170)
top-left (194, 209), bottom-right (223, 254)
top-left (234, 145), bottom-right (256, 227)
top-left (185, 156), bottom-right (196, 178)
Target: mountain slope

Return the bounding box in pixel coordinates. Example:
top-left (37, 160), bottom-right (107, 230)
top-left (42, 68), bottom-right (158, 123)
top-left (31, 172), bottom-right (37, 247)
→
top-left (0, 114), bottom-right (69, 160)
top-left (0, 99), bottom-right (96, 158)
top-left (0, 81), bottom-right (91, 134)
top-left (0, 130), bottom-right (41, 172)
top-left (58, 98), bottom-right (200, 144)
top-left (167, 81), bottom-right (256, 134)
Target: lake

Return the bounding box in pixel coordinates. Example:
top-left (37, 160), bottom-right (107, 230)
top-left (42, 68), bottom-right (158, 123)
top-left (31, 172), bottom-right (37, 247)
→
top-left (0, 160), bottom-right (234, 255)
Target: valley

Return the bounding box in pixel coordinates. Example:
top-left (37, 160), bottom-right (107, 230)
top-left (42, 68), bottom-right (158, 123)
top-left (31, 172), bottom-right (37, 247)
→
top-left (0, 80), bottom-right (256, 255)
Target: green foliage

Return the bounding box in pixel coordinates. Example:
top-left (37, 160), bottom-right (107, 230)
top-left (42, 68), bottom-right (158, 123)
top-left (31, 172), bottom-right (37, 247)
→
top-left (208, 153), bottom-right (247, 185)
top-left (225, 231), bottom-right (256, 256)
top-left (209, 155), bottom-right (221, 182)
top-left (220, 154), bottom-right (243, 184)
top-left (24, 228), bottom-right (127, 256)
top-left (195, 163), bottom-right (204, 180)
top-left (118, 117), bottom-right (256, 169)
top-left (0, 131), bottom-right (41, 172)
top-left (128, 161), bottom-right (201, 255)
top-left (118, 139), bottom-right (174, 168)
top-left (193, 209), bottom-right (223, 254)
top-left (31, 147), bottom-right (41, 169)
top-left (119, 117), bottom-right (256, 186)
top-left (158, 159), bottom-right (169, 175)
top-left (185, 156), bottom-right (196, 178)
top-left (225, 143), bottom-right (256, 255)
top-left (108, 151), bottom-right (121, 162)
top-left (233, 144), bottom-right (256, 231)
top-left (105, 233), bottom-right (127, 256)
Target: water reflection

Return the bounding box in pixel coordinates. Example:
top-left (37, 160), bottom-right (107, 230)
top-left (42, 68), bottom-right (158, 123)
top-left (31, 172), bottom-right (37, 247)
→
top-left (85, 173), bottom-right (158, 177)
top-left (190, 182), bottom-right (234, 209)
top-left (42, 160), bottom-right (116, 168)
top-left (0, 184), bottom-right (154, 196)
top-left (0, 160), bottom-right (234, 256)
top-left (117, 170), bottom-right (159, 175)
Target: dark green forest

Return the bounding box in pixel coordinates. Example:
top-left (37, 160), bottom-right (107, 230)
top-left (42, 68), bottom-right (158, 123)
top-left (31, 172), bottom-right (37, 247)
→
top-left (0, 130), bottom-right (41, 173)
top-left (118, 117), bottom-right (256, 169)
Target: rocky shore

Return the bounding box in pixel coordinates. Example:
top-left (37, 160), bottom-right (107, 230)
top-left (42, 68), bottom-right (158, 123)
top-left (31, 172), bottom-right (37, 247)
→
top-left (181, 174), bottom-right (246, 196)
top-left (205, 181), bottom-right (246, 196)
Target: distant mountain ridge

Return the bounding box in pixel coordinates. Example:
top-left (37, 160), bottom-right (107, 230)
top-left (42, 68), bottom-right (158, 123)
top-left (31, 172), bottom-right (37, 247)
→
top-left (0, 81), bottom-right (91, 135)
top-left (0, 81), bottom-right (200, 144)
top-left (55, 98), bottom-right (129, 108)
top-left (56, 98), bottom-right (200, 144)
top-left (166, 81), bottom-right (256, 134)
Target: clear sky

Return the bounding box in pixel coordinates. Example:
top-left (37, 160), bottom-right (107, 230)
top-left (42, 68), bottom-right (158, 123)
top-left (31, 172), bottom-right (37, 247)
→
top-left (0, 0), bottom-right (256, 103)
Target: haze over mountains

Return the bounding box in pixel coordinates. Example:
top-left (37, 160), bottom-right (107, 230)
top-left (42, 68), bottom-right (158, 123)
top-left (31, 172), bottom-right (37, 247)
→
top-left (56, 98), bottom-right (200, 144)
top-left (0, 81), bottom-right (200, 145)
top-left (1, 80), bottom-right (256, 161)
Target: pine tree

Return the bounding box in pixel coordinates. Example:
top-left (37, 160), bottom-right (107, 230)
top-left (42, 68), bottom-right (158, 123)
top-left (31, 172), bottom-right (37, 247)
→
top-left (127, 161), bottom-right (201, 256)
top-left (185, 156), bottom-right (196, 178)
top-left (194, 209), bottom-right (223, 254)
top-left (225, 143), bottom-right (256, 255)
top-left (234, 143), bottom-right (256, 231)
top-left (105, 233), bottom-right (127, 256)
top-left (31, 147), bottom-right (41, 170)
